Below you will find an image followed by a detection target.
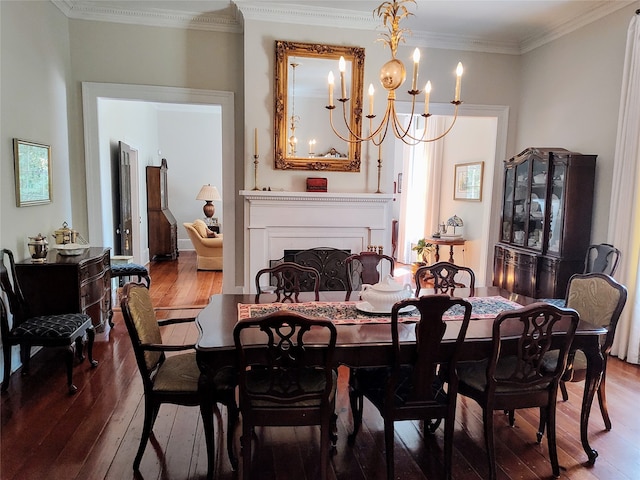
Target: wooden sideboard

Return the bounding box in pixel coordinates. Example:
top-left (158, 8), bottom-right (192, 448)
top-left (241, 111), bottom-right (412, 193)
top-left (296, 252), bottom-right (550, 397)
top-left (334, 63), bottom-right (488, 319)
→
top-left (15, 247), bottom-right (112, 330)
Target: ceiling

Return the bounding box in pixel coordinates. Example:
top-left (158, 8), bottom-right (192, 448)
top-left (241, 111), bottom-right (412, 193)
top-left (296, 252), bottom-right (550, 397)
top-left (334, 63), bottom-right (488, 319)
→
top-left (53, 0), bottom-right (636, 54)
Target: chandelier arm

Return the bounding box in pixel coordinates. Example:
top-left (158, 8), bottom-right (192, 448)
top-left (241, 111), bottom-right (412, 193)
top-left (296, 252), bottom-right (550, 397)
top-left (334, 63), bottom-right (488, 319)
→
top-left (328, 107), bottom-right (378, 143)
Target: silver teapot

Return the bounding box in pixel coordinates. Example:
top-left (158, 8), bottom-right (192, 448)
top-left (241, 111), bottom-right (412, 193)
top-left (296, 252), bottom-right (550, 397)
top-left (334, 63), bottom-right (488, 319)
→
top-left (27, 233), bottom-right (49, 263)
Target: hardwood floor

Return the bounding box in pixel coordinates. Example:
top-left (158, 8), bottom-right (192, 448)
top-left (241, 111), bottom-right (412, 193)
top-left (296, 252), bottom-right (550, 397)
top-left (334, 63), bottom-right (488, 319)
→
top-left (2, 252), bottom-right (640, 479)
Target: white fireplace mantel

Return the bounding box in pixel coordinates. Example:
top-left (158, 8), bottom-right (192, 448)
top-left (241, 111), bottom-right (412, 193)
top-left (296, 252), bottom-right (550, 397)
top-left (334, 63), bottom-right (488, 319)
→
top-left (240, 190), bottom-right (394, 292)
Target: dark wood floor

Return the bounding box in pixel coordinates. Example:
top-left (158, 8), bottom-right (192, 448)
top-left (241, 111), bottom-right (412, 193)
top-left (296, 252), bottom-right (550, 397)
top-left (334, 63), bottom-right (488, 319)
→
top-left (3, 252), bottom-right (640, 479)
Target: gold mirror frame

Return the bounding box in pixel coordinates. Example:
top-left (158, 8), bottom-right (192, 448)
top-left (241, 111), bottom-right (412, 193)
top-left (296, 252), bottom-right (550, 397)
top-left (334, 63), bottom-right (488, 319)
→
top-left (274, 41), bottom-right (365, 172)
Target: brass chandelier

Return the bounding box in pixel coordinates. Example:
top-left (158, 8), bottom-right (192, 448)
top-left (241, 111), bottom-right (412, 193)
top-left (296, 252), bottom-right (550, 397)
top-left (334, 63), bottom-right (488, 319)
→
top-left (326, 0), bottom-right (463, 146)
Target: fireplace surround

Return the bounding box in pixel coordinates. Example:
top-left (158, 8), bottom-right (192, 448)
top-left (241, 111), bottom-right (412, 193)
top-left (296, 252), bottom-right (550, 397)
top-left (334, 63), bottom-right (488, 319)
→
top-left (241, 190), bottom-right (394, 293)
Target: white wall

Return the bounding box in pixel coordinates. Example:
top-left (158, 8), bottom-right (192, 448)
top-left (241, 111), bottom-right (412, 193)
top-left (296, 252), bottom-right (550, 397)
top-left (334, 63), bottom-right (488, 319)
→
top-left (243, 18), bottom-right (522, 195)
top-left (0, 0), bottom-right (73, 378)
top-left (157, 106), bottom-right (223, 251)
top-left (517, 3), bottom-right (637, 243)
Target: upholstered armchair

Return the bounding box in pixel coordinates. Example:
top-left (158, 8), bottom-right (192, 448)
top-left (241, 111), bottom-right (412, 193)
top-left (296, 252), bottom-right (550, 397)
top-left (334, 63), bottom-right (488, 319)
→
top-left (183, 220), bottom-right (223, 270)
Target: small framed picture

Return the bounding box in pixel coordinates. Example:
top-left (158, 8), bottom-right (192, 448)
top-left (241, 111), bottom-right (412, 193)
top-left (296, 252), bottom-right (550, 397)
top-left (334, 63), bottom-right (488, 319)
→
top-left (454, 161), bottom-right (484, 201)
top-left (13, 139), bottom-right (52, 207)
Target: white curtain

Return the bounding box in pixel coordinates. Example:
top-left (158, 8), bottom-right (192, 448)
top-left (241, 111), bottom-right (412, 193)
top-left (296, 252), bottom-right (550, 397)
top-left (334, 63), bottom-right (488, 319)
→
top-left (608, 11), bottom-right (640, 363)
top-left (397, 116), bottom-right (446, 264)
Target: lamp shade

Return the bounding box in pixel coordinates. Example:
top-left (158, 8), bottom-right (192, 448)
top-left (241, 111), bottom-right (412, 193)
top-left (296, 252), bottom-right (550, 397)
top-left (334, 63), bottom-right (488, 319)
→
top-left (196, 184), bottom-right (221, 202)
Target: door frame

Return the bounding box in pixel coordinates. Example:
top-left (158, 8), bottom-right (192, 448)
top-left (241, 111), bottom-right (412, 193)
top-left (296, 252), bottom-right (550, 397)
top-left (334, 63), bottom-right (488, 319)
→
top-left (81, 82), bottom-right (236, 290)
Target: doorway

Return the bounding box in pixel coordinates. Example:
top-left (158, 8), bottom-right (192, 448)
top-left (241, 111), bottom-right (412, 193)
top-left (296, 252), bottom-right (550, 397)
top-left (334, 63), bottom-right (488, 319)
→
top-left (81, 82), bottom-right (236, 291)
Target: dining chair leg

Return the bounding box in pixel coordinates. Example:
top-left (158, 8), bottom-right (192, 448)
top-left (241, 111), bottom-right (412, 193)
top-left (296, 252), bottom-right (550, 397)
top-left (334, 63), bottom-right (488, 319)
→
top-left (597, 379), bottom-right (612, 430)
top-left (384, 418), bottom-right (395, 480)
top-left (443, 409), bottom-right (455, 480)
top-left (348, 384), bottom-right (363, 445)
top-left (134, 398), bottom-right (157, 470)
top-left (559, 380), bottom-right (569, 401)
top-left (545, 404), bottom-right (561, 477)
top-left (226, 399), bottom-right (239, 469)
top-left (241, 421), bottom-right (252, 480)
top-left (483, 409), bottom-right (497, 480)
top-left (87, 327), bottom-right (98, 367)
top-left (320, 419), bottom-right (330, 480)
top-left (537, 407), bottom-right (546, 444)
top-left (2, 344), bottom-right (11, 391)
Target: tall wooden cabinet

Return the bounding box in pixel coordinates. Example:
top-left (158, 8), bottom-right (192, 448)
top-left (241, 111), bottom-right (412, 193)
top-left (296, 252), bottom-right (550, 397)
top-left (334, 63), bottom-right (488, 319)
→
top-left (147, 158), bottom-right (178, 260)
top-left (493, 148), bottom-right (596, 298)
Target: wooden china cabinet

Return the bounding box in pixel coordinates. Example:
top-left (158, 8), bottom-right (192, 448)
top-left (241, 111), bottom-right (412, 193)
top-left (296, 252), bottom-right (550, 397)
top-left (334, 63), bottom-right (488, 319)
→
top-left (146, 158), bottom-right (178, 260)
top-left (493, 148), bottom-right (596, 298)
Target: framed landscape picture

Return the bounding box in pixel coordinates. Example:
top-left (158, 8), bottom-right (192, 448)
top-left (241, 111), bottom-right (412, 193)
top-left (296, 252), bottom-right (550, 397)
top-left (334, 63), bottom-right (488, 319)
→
top-left (13, 138), bottom-right (52, 207)
top-left (454, 161), bottom-right (483, 201)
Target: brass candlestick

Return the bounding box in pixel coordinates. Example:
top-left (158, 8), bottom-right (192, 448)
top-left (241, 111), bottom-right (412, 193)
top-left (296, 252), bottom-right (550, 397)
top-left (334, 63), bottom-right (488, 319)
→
top-left (376, 156), bottom-right (382, 193)
top-left (252, 154), bottom-right (259, 191)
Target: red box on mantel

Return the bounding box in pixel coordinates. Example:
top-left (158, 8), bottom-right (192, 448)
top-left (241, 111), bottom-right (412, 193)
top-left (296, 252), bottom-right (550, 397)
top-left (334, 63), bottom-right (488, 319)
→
top-left (306, 177), bottom-right (327, 192)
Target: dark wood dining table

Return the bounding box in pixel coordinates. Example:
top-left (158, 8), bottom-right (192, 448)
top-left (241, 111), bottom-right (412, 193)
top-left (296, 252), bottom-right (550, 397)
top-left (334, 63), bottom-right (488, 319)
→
top-left (195, 287), bottom-right (607, 478)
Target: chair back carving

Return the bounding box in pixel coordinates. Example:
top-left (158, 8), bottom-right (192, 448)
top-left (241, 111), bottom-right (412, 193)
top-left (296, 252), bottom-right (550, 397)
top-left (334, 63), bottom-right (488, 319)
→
top-left (583, 243), bottom-right (621, 276)
top-left (390, 295), bottom-right (472, 406)
top-left (565, 273), bottom-right (627, 355)
top-left (345, 252), bottom-right (395, 300)
top-left (255, 262), bottom-right (320, 302)
top-left (415, 261), bottom-right (475, 296)
top-left (487, 303), bottom-right (579, 395)
top-left (234, 310), bottom-right (337, 407)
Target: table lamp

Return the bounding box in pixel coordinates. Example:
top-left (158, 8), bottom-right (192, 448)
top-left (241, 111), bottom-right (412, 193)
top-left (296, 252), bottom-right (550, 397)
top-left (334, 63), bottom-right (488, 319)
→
top-left (196, 184), bottom-right (221, 225)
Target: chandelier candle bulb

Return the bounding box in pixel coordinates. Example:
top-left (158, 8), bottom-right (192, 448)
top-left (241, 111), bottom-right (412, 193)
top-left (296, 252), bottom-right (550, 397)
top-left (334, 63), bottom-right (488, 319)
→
top-left (411, 48), bottom-right (420, 91)
top-left (424, 81), bottom-right (432, 115)
top-left (454, 62), bottom-right (463, 102)
top-left (368, 83), bottom-right (375, 116)
top-left (328, 71), bottom-right (335, 107)
top-left (339, 56), bottom-right (347, 99)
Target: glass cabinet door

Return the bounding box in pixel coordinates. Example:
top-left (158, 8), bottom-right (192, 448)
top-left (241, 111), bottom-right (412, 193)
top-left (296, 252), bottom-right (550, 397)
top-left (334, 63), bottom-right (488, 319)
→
top-left (548, 162), bottom-right (566, 254)
top-left (511, 161), bottom-right (530, 247)
top-left (501, 166), bottom-right (516, 242)
top-left (526, 156), bottom-right (547, 252)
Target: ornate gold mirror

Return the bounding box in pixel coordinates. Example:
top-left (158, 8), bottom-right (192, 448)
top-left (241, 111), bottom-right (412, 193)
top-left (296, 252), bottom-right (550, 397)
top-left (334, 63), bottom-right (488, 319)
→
top-left (274, 41), bottom-right (365, 172)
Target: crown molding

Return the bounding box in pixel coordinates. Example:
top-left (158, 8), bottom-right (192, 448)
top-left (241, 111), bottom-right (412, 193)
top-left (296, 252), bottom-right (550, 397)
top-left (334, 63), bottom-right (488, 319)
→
top-left (51, 0), bottom-right (243, 33)
top-left (51, 0), bottom-right (636, 54)
top-left (519, 0), bottom-right (635, 54)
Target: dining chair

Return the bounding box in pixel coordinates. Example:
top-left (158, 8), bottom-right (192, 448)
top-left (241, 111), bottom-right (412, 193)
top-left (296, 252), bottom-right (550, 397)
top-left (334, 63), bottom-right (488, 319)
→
top-left (233, 310), bottom-right (338, 480)
top-left (457, 302), bottom-right (579, 480)
top-left (120, 282), bottom-right (238, 472)
top-left (0, 248), bottom-right (98, 394)
top-left (414, 261), bottom-right (476, 296)
top-left (544, 273), bottom-right (627, 433)
top-left (344, 251), bottom-right (395, 301)
top-left (348, 295), bottom-right (472, 480)
top-left (254, 261), bottom-right (320, 302)
top-left (583, 243), bottom-right (621, 276)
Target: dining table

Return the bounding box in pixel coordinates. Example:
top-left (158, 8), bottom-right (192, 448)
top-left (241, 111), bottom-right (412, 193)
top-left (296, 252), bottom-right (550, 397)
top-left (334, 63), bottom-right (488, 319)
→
top-left (195, 287), bottom-right (607, 478)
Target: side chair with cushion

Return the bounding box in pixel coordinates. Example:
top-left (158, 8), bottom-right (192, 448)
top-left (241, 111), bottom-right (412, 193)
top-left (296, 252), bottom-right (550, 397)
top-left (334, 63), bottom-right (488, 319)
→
top-left (414, 261), bottom-right (476, 296)
top-left (120, 282), bottom-right (238, 473)
top-left (457, 302), bottom-right (579, 480)
top-left (183, 219), bottom-right (223, 270)
top-left (233, 311), bottom-right (338, 480)
top-left (254, 261), bottom-right (320, 302)
top-left (344, 251), bottom-right (395, 301)
top-left (348, 295), bottom-right (472, 480)
top-left (583, 243), bottom-right (621, 276)
top-left (0, 248), bottom-right (98, 394)
top-left (544, 273), bottom-right (627, 432)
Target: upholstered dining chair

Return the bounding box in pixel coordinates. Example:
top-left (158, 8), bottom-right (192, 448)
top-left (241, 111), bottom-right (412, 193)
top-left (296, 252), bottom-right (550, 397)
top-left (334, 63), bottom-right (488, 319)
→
top-left (457, 302), bottom-right (579, 480)
top-left (254, 261), bottom-right (320, 302)
top-left (348, 295), bottom-right (472, 480)
top-left (545, 273), bottom-right (627, 432)
top-left (233, 310), bottom-right (338, 480)
top-left (120, 282), bottom-right (238, 472)
top-left (0, 248), bottom-right (98, 394)
top-left (583, 243), bottom-right (621, 276)
top-left (344, 251), bottom-right (395, 301)
top-left (414, 261), bottom-right (476, 296)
